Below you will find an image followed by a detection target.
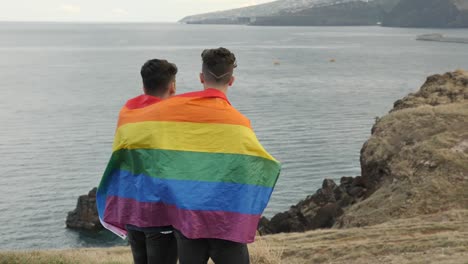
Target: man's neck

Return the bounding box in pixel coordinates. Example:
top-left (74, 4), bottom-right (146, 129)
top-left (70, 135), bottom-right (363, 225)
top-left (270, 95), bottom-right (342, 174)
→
top-left (144, 92), bottom-right (166, 99)
top-left (204, 85), bottom-right (228, 94)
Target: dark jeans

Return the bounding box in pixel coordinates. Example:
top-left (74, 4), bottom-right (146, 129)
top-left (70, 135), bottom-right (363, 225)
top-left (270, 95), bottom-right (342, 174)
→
top-left (127, 229), bottom-right (178, 264)
top-left (174, 230), bottom-right (250, 264)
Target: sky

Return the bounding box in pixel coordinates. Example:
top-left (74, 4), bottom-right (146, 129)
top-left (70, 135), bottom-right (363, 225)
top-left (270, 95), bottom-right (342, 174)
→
top-left (0, 0), bottom-right (275, 22)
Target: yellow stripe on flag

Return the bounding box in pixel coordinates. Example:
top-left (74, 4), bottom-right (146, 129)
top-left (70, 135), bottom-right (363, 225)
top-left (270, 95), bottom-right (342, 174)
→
top-left (113, 121), bottom-right (277, 162)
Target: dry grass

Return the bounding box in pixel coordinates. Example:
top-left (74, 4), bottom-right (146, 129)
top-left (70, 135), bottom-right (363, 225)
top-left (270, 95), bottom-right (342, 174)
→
top-left (0, 247), bottom-right (133, 264)
top-left (249, 236), bottom-right (285, 264)
top-left (1, 210), bottom-right (467, 264)
top-left (263, 209), bottom-right (468, 264)
top-left (340, 102), bottom-right (468, 228)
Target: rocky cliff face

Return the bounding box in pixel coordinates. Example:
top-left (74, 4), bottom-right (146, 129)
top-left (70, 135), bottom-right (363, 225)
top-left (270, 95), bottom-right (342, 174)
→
top-left (383, 0), bottom-right (468, 28)
top-left (392, 71), bottom-right (468, 112)
top-left (258, 178), bottom-right (362, 235)
top-left (338, 70), bottom-right (468, 227)
top-left (259, 70), bottom-right (468, 234)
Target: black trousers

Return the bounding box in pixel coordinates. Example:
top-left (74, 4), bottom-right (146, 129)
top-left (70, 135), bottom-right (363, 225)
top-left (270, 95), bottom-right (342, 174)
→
top-left (174, 230), bottom-right (250, 264)
top-left (127, 229), bottom-right (178, 264)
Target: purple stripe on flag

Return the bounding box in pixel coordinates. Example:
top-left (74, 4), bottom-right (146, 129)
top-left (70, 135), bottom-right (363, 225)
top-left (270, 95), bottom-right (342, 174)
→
top-left (103, 196), bottom-right (260, 243)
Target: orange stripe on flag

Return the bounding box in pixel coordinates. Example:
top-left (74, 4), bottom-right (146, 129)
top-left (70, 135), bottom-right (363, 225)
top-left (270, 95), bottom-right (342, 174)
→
top-left (117, 97), bottom-right (251, 128)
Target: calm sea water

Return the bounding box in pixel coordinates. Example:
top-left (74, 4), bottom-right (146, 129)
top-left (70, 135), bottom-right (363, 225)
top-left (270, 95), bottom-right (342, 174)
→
top-left (0, 22), bottom-right (467, 250)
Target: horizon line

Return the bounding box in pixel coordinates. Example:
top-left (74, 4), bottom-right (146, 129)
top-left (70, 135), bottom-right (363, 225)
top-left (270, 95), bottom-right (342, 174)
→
top-left (0, 20), bottom-right (181, 24)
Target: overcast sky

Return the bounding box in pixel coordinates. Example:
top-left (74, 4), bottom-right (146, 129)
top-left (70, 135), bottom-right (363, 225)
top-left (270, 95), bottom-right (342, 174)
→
top-left (0, 0), bottom-right (274, 22)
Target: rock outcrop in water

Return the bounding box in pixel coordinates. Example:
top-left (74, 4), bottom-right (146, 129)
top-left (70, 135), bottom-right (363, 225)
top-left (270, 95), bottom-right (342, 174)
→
top-left (66, 188), bottom-right (103, 231)
top-left (259, 70), bottom-right (468, 234)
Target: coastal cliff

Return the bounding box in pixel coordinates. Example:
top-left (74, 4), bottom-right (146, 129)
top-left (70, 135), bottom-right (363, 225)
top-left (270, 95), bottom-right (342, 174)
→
top-left (259, 70), bottom-right (468, 234)
top-left (338, 70), bottom-right (468, 227)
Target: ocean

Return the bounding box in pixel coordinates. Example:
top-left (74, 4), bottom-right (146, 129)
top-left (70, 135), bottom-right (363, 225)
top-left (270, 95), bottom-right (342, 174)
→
top-left (0, 22), bottom-right (467, 250)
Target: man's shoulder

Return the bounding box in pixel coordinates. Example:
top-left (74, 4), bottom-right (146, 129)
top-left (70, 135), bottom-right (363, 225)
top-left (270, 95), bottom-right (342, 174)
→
top-left (124, 95), bottom-right (162, 110)
top-left (159, 90), bottom-right (252, 129)
top-left (229, 107), bottom-right (251, 127)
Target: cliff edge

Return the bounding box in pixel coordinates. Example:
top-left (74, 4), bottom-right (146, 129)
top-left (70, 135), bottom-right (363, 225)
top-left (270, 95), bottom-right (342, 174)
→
top-left (338, 70), bottom-right (468, 227)
top-left (260, 70), bottom-right (468, 234)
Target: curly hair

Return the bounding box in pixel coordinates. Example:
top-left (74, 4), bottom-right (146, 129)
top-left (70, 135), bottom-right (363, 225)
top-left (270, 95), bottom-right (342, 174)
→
top-left (201, 47), bottom-right (237, 85)
top-left (141, 59), bottom-right (178, 96)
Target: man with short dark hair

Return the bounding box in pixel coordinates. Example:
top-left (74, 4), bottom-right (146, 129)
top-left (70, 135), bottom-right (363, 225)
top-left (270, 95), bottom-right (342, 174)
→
top-left (125, 59), bottom-right (178, 264)
top-left (198, 48), bottom-right (237, 91)
top-left (97, 59), bottom-right (178, 264)
top-left (169, 48), bottom-right (277, 264)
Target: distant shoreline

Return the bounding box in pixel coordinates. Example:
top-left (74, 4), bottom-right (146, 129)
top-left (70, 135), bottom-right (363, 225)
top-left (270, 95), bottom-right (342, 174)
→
top-left (0, 21), bottom-right (178, 24)
top-left (417, 33), bottom-right (468, 44)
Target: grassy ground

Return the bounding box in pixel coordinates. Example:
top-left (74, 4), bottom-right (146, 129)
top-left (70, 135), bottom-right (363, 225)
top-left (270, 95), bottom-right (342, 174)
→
top-left (266, 209), bottom-right (468, 264)
top-left (1, 210), bottom-right (467, 264)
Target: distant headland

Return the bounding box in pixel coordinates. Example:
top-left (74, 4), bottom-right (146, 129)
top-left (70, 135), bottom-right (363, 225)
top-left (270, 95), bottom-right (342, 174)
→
top-left (180, 0), bottom-right (468, 28)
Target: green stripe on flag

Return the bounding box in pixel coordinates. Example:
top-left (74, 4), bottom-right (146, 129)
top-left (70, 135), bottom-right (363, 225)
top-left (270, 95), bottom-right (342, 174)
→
top-left (106, 148), bottom-right (280, 188)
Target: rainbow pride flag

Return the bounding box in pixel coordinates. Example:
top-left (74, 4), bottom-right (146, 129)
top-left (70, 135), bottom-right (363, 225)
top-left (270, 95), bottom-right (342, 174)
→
top-left (97, 89), bottom-right (281, 243)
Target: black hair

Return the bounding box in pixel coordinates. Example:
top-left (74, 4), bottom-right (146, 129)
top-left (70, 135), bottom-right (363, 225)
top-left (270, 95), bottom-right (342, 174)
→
top-left (201, 47), bottom-right (237, 85)
top-left (141, 59), bottom-right (178, 96)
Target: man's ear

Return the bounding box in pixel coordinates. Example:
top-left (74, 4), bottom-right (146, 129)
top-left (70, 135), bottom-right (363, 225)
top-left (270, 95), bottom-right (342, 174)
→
top-left (228, 76), bottom-right (235, 87)
top-left (200, 73), bottom-right (205, 84)
top-left (169, 81), bottom-right (176, 96)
